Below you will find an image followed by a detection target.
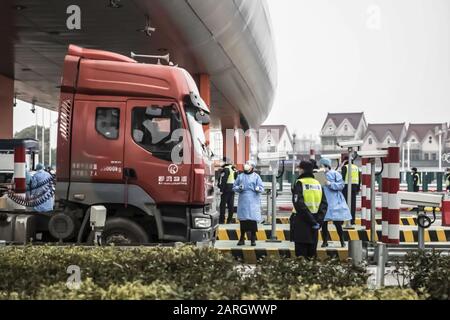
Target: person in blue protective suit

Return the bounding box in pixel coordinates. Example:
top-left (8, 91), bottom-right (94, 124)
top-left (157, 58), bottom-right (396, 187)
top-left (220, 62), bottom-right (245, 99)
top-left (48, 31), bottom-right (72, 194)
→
top-left (318, 157), bottom-right (351, 248)
top-left (233, 160), bottom-right (264, 246)
top-left (30, 163), bottom-right (54, 212)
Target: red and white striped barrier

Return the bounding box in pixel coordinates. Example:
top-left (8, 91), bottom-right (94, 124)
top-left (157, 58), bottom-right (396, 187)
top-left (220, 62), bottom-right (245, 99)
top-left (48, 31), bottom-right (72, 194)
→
top-left (387, 146), bottom-right (400, 245)
top-left (365, 160), bottom-right (372, 229)
top-left (361, 158), bottom-right (368, 228)
top-left (381, 150), bottom-right (389, 243)
top-left (14, 146), bottom-right (26, 194)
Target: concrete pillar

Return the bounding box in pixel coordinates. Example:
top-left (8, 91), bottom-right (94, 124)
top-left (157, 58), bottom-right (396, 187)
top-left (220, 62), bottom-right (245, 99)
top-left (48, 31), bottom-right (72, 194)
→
top-left (198, 73), bottom-right (211, 145)
top-left (245, 135), bottom-right (251, 163)
top-left (0, 74), bottom-right (14, 139)
top-left (222, 128), bottom-right (234, 163)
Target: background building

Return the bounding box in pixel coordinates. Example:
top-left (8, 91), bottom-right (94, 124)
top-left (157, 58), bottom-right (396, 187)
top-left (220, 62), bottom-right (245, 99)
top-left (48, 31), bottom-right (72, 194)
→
top-left (320, 112), bottom-right (367, 153)
top-left (362, 123), bottom-right (407, 150)
top-left (319, 112), bottom-right (450, 170)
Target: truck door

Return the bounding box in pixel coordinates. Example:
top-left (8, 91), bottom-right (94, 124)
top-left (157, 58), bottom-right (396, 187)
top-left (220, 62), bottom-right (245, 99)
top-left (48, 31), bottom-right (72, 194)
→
top-left (70, 100), bottom-right (125, 184)
top-left (124, 100), bottom-right (190, 204)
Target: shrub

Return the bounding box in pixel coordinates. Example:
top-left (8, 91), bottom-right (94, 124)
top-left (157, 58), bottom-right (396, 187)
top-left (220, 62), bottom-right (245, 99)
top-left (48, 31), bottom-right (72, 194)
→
top-left (0, 245), bottom-right (429, 300)
top-left (391, 251), bottom-right (450, 300)
top-left (243, 256), bottom-right (370, 299)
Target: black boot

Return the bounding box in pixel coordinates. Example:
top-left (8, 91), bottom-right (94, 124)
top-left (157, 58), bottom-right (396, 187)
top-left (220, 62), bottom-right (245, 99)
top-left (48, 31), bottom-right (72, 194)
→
top-left (250, 232), bottom-right (256, 246)
top-left (237, 233), bottom-right (245, 246)
top-left (321, 242), bottom-right (328, 248)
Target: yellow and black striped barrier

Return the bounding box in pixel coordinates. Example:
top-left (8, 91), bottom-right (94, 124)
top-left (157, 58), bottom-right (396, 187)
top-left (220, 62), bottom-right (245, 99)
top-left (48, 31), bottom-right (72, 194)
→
top-left (234, 217), bottom-right (419, 225)
top-left (217, 247), bottom-right (348, 264)
top-left (217, 228), bottom-right (450, 243)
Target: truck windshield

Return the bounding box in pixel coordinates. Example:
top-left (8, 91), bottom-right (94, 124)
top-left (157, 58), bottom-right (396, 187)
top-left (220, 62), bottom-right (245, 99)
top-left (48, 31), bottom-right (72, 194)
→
top-left (186, 108), bottom-right (209, 159)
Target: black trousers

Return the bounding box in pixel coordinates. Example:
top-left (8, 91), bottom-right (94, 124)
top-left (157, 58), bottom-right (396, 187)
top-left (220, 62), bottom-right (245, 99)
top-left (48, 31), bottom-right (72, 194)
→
top-left (321, 221), bottom-right (345, 243)
top-left (294, 242), bottom-right (317, 259)
top-left (343, 185), bottom-right (358, 224)
top-left (219, 191), bottom-right (235, 223)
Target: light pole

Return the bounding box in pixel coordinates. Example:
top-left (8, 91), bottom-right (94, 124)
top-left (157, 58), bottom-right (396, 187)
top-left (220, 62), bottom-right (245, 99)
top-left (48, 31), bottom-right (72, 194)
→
top-left (407, 141), bottom-right (411, 171)
top-left (292, 133), bottom-right (296, 185)
top-left (437, 129), bottom-right (443, 171)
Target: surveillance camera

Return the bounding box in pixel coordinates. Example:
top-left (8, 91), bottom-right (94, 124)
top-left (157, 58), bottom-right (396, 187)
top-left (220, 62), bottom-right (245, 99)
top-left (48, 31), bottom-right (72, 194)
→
top-left (257, 152), bottom-right (288, 161)
top-left (398, 191), bottom-right (443, 208)
top-left (323, 153), bottom-right (344, 160)
top-left (357, 150), bottom-right (388, 159)
top-left (337, 140), bottom-right (364, 149)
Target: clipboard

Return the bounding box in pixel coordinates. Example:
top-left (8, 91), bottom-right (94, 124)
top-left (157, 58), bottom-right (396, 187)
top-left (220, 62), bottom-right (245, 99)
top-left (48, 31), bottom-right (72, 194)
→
top-left (314, 172), bottom-right (328, 186)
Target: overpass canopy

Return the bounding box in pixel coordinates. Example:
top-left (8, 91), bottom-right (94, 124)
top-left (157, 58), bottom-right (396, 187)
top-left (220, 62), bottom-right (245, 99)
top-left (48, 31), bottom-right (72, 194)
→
top-left (0, 0), bottom-right (277, 130)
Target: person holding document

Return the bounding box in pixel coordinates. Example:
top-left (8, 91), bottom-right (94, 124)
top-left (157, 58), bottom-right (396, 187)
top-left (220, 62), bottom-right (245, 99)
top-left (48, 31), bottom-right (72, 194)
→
top-left (318, 158), bottom-right (351, 247)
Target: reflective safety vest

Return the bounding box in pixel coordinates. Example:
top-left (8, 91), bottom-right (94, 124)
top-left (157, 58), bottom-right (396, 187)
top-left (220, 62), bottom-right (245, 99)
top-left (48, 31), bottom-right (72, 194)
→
top-left (292, 177), bottom-right (323, 214)
top-left (344, 164), bottom-right (359, 184)
top-left (446, 174), bottom-right (450, 187)
top-left (414, 173), bottom-right (421, 185)
top-left (225, 165), bottom-right (235, 184)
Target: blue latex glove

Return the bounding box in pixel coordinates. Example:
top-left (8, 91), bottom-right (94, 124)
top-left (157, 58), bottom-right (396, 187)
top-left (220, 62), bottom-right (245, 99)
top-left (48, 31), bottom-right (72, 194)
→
top-left (312, 223), bottom-right (321, 230)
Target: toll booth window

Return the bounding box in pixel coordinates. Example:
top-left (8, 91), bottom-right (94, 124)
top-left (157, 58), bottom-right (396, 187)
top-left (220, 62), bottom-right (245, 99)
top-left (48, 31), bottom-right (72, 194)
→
top-left (96, 108), bottom-right (120, 140)
top-left (131, 104), bottom-right (182, 160)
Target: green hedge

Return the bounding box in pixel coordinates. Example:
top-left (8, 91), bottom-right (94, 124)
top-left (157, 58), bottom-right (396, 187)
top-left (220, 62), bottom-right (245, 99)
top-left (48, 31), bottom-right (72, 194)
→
top-left (0, 245), bottom-right (423, 300)
top-left (392, 251), bottom-right (450, 300)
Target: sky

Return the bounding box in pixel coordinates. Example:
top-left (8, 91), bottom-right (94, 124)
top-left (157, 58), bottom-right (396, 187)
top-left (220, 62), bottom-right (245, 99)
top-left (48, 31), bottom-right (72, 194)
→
top-left (264, 0), bottom-right (450, 138)
top-left (12, 0), bottom-right (450, 143)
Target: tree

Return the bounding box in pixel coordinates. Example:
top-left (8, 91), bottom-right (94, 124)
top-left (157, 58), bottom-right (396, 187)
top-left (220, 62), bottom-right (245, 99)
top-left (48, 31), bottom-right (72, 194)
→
top-left (14, 126), bottom-right (56, 168)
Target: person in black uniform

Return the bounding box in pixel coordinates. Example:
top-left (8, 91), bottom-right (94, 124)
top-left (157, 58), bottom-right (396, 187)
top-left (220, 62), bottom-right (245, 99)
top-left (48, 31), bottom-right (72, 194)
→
top-left (290, 161), bottom-right (328, 259)
top-left (218, 158), bottom-right (238, 224)
top-left (341, 156), bottom-right (361, 226)
top-left (445, 168), bottom-right (450, 192)
top-left (412, 167), bottom-right (421, 192)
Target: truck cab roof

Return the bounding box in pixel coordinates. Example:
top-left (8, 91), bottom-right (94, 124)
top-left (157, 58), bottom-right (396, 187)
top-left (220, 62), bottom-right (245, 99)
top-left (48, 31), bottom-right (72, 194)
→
top-left (62, 45), bottom-right (208, 111)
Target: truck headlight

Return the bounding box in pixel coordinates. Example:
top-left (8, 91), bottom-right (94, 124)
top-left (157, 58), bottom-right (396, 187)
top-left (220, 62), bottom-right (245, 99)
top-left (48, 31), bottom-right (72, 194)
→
top-left (194, 217), bottom-right (211, 228)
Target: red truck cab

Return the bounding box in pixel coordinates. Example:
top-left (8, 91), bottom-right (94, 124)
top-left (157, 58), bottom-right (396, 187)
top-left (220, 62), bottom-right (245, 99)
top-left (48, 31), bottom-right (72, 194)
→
top-left (56, 45), bottom-right (218, 244)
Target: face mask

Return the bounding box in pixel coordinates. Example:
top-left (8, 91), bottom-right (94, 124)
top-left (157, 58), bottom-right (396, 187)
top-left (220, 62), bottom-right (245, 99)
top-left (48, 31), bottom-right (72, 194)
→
top-left (244, 164), bottom-right (252, 172)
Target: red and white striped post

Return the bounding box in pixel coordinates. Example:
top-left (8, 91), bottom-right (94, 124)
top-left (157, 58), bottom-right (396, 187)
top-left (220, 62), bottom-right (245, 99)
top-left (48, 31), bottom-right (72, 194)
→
top-left (388, 146), bottom-right (400, 245)
top-left (365, 160), bottom-right (372, 230)
top-left (361, 158), bottom-right (368, 227)
top-left (381, 149), bottom-right (390, 243)
top-left (14, 145), bottom-right (27, 194)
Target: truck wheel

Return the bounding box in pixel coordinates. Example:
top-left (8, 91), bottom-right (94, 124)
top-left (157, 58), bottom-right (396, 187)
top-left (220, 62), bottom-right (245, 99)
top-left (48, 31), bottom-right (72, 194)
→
top-left (88, 217), bottom-right (149, 245)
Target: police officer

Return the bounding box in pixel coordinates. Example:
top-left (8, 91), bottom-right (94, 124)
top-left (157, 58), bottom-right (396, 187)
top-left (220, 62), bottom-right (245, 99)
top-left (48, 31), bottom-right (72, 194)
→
top-left (218, 158), bottom-right (238, 224)
top-left (445, 168), bottom-right (450, 192)
top-left (412, 167), bottom-right (421, 192)
top-left (290, 161), bottom-right (328, 258)
top-left (341, 156), bottom-right (361, 226)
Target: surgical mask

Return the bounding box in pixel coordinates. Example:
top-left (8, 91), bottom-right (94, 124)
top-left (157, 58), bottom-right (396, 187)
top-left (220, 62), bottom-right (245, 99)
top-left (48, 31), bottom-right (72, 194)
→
top-left (244, 164), bottom-right (252, 172)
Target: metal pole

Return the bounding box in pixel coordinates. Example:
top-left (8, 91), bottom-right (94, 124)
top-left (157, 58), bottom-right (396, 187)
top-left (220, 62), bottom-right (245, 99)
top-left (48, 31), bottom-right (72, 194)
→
top-left (407, 141), bottom-right (411, 171)
top-left (292, 133), bottom-right (296, 186)
top-left (438, 132), bottom-right (442, 171)
top-left (41, 108), bottom-right (45, 167)
top-left (48, 112), bottom-right (52, 168)
top-left (375, 243), bottom-right (387, 288)
top-left (267, 173), bottom-right (281, 242)
top-left (418, 216), bottom-right (425, 250)
top-left (345, 147), bottom-right (353, 228)
top-left (401, 146), bottom-right (405, 183)
top-left (271, 173), bottom-right (277, 240)
top-left (370, 159), bottom-right (377, 243)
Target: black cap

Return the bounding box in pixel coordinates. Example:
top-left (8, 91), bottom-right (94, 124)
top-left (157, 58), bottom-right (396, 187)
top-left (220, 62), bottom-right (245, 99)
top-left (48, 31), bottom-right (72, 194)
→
top-left (412, 167), bottom-right (418, 172)
top-left (299, 160), bottom-right (313, 173)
